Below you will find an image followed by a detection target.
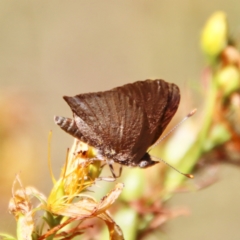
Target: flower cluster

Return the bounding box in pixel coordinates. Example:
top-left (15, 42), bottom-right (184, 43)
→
top-left (6, 139), bottom-right (124, 240)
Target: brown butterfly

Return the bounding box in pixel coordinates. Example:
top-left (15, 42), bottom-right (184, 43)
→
top-left (55, 79), bottom-right (180, 178)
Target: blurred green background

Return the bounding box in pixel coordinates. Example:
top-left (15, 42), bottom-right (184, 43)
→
top-left (1, 1), bottom-right (240, 239)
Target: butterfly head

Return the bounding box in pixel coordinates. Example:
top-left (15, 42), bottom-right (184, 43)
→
top-left (138, 152), bottom-right (159, 168)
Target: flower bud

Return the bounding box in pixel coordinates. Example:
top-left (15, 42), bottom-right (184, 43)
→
top-left (203, 124), bottom-right (231, 152)
top-left (221, 46), bottom-right (240, 67)
top-left (201, 11), bottom-right (228, 61)
top-left (216, 65), bottom-right (240, 97)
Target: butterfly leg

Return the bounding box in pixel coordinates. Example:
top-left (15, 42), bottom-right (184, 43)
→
top-left (100, 162), bottom-right (107, 169)
top-left (109, 163), bottom-right (122, 178)
top-left (94, 162), bottom-right (117, 182)
top-left (118, 165), bottom-right (123, 178)
top-left (96, 163), bottom-right (122, 182)
top-left (95, 167), bottom-right (116, 182)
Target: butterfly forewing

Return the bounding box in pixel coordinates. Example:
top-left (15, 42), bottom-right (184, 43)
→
top-left (114, 80), bottom-right (180, 144)
top-left (63, 90), bottom-right (151, 163)
top-left (152, 81), bottom-right (180, 143)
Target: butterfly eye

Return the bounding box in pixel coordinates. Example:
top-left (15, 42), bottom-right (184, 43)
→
top-left (138, 160), bottom-right (148, 168)
top-left (138, 159), bottom-right (158, 168)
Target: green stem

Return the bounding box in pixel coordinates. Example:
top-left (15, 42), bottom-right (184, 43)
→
top-left (163, 77), bottom-right (218, 196)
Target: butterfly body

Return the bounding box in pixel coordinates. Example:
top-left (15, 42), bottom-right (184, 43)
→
top-left (55, 79), bottom-right (180, 172)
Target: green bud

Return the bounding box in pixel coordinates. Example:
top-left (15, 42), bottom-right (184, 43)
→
top-left (216, 65), bottom-right (240, 97)
top-left (88, 160), bottom-right (102, 180)
top-left (201, 11), bottom-right (228, 61)
top-left (203, 123), bottom-right (231, 152)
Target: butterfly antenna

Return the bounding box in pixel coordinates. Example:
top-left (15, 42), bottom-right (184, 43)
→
top-left (149, 108), bottom-right (197, 151)
top-left (151, 155), bottom-right (194, 178)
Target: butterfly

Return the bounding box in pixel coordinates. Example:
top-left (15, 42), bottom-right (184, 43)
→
top-left (54, 79), bottom-right (180, 178)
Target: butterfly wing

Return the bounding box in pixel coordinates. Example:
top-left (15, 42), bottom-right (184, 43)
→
top-left (113, 79), bottom-right (180, 144)
top-left (55, 79), bottom-right (180, 168)
top-left (54, 116), bottom-right (90, 143)
top-left (63, 89), bottom-right (152, 164)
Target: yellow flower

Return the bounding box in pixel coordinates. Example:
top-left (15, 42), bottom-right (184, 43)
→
top-left (8, 139), bottom-right (124, 240)
top-left (45, 140), bottom-right (125, 239)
